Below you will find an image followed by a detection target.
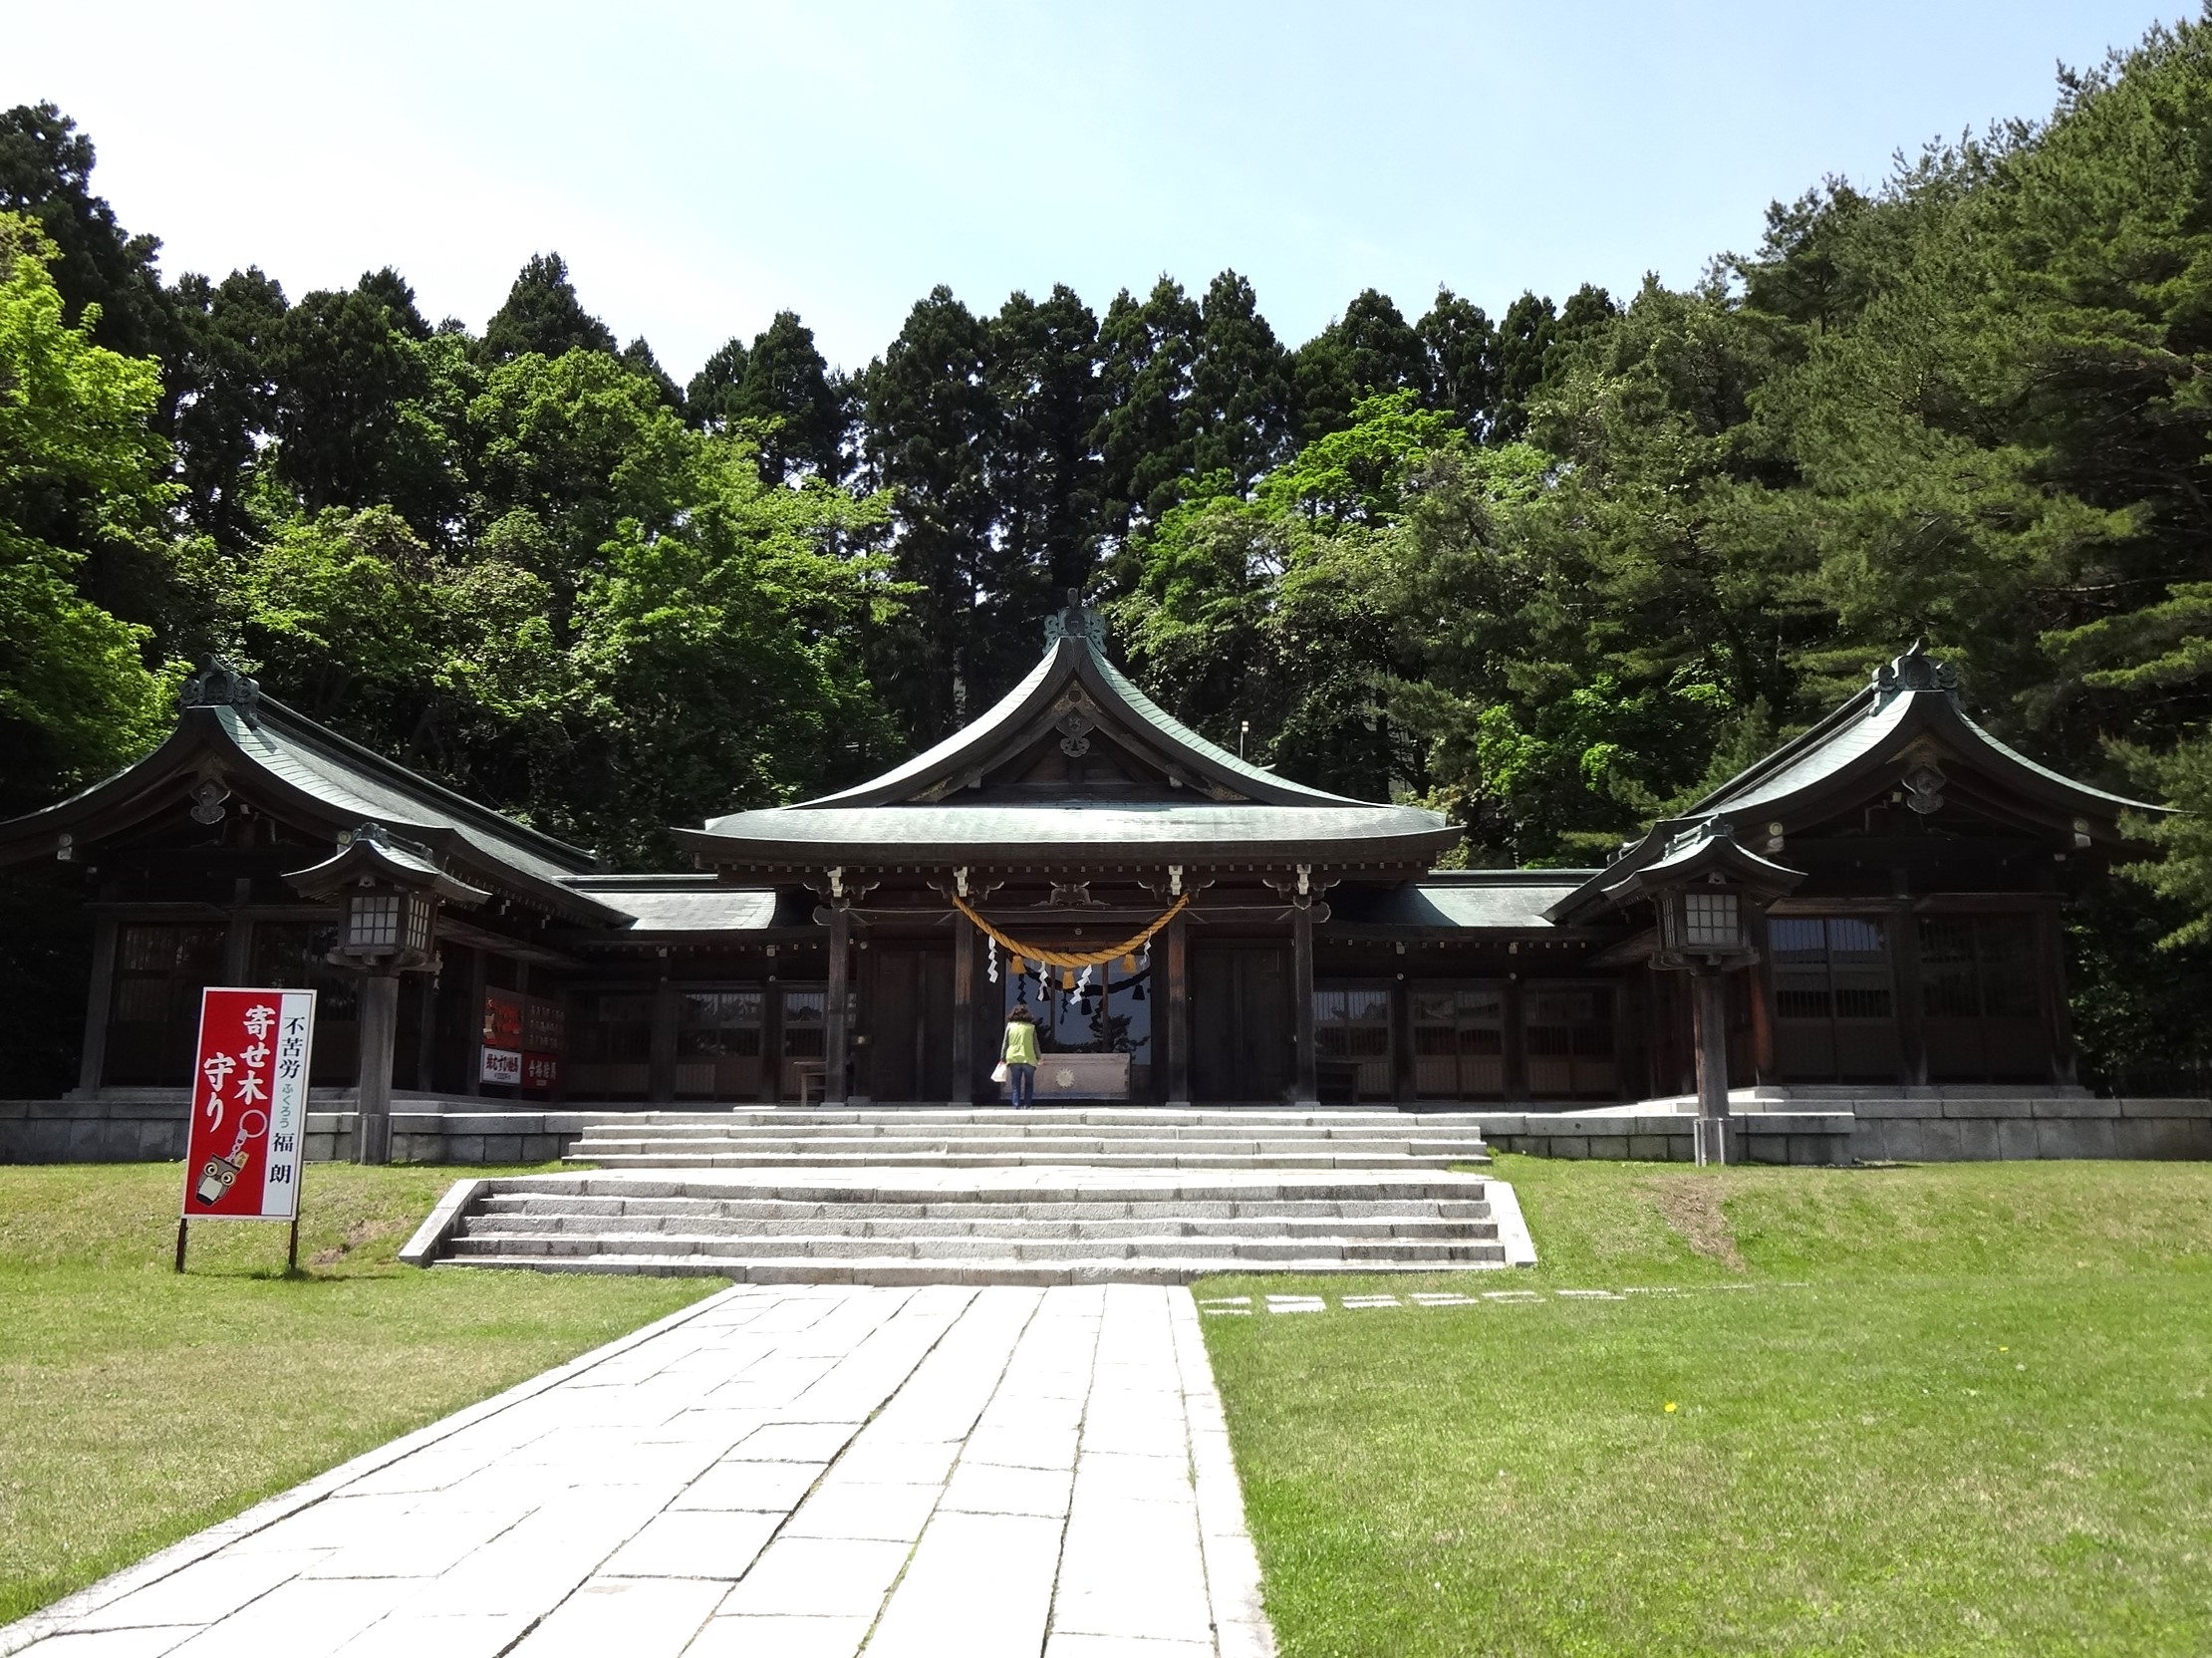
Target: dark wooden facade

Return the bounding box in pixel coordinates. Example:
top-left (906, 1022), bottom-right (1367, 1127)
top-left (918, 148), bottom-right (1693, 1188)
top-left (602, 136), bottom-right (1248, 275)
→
top-left (0, 628), bottom-right (2153, 1112)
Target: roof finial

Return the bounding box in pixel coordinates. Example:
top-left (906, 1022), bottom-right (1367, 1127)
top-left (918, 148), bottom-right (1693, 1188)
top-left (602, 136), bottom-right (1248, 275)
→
top-left (179, 657), bottom-right (263, 728)
top-left (1043, 589), bottom-right (1105, 649)
top-left (1871, 641), bottom-right (1961, 711)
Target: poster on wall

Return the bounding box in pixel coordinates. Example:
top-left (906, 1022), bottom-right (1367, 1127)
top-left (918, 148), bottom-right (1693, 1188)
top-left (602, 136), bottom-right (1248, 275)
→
top-left (181, 987), bottom-right (317, 1221)
top-left (480, 988), bottom-right (523, 1085)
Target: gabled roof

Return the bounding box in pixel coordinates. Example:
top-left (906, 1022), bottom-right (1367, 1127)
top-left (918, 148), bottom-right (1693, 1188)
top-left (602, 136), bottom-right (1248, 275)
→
top-left (0, 661), bottom-right (625, 925)
top-left (805, 601), bottom-right (1362, 809)
top-left (1691, 644), bottom-right (2157, 827)
top-left (686, 599), bottom-right (1460, 870)
top-left (1546, 645), bottom-right (2163, 925)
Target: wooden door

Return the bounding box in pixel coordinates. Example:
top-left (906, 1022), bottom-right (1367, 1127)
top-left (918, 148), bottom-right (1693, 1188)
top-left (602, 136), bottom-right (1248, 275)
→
top-left (1919, 917), bottom-right (2045, 1083)
top-left (867, 948), bottom-right (955, 1101)
top-left (1192, 944), bottom-right (1291, 1102)
top-left (1772, 916), bottom-right (1902, 1083)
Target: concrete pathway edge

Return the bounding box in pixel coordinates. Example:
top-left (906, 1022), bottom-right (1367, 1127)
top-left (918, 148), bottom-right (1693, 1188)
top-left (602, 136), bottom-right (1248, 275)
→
top-left (1489, 1178), bottom-right (1538, 1266)
top-left (0, 1284), bottom-right (740, 1656)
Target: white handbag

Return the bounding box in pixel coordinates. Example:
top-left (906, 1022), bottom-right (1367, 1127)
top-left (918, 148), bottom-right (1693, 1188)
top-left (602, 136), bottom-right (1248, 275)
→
top-left (990, 1061), bottom-right (1010, 1083)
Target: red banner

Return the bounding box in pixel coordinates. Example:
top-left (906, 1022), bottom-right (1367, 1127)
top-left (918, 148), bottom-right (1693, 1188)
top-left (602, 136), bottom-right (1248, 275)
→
top-left (182, 988), bottom-right (317, 1221)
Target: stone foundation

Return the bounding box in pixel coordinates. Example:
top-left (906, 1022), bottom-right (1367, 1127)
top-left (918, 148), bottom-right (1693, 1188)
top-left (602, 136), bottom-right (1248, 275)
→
top-left (1473, 1110), bottom-right (1855, 1166)
top-left (5, 1091), bottom-right (2209, 1167)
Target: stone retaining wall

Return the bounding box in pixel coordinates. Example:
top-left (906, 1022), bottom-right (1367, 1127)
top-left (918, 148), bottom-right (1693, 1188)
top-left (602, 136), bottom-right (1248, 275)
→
top-left (1474, 1111), bottom-right (1856, 1166)
top-left (6, 1094), bottom-right (2210, 1166)
top-left (0, 1097), bottom-right (595, 1167)
top-left (1845, 1095), bottom-right (2212, 1161)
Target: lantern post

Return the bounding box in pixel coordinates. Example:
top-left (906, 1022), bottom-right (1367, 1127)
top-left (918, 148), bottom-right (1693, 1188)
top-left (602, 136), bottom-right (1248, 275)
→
top-left (1600, 822), bottom-right (1803, 1167)
top-left (287, 824), bottom-right (486, 1164)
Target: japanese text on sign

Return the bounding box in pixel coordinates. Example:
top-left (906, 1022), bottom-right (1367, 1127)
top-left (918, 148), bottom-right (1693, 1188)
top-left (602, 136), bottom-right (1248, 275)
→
top-left (182, 987), bottom-right (317, 1221)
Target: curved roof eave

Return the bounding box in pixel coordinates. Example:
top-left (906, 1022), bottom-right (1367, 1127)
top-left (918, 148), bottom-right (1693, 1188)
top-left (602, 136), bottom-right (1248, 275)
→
top-left (0, 720), bottom-right (220, 861)
top-left (674, 824), bottom-right (1463, 870)
top-left (1704, 694), bottom-right (2160, 825)
top-left (0, 703), bottom-right (628, 927)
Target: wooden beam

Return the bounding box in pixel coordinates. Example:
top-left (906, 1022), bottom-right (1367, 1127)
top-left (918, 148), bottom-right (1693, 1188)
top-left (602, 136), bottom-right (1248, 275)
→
top-left (1892, 905), bottom-right (1928, 1087)
top-left (75, 914), bottom-right (118, 1096)
top-left (650, 974), bottom-right (677, 1104)
top-left (2035, 906), bottom-right (2077, 1087)
top-left (825, 903), bottom-right (852, 1106)
top-left (1291, 901), bottom-right (1318, 1106)
top-left (463, 947), bottom-right (486, 1097)
top-left (951, 912), bottom-right (974, 1105)
top-left (1164, 912), bottom-right (1191, 1106)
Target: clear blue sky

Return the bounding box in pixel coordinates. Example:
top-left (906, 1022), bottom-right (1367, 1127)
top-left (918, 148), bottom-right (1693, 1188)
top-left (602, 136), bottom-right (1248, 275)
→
top-left (6, 1), bottom-right (2195, 380)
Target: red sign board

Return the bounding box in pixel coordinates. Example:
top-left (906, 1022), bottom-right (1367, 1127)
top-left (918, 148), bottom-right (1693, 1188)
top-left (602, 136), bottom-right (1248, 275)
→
top-left (480, 988), bottom-right (524, 1085)
top-left (182, 988), bottom-right (316, 1221)
top-left (482, 989), bottom-right (524, 1049)
top-left (522, 1051), bottom-right (560, 1091)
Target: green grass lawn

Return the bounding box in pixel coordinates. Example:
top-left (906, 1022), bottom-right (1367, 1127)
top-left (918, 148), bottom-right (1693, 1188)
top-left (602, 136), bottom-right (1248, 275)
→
top-left (1201, 1158), bottom-right (2212, 1658)
top-left (0, 1162), bottom-right (717, 1626)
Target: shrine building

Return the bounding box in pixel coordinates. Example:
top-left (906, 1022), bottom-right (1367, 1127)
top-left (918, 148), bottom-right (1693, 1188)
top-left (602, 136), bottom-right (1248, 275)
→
top-left (0, 599), bottom-right (2172, 1156)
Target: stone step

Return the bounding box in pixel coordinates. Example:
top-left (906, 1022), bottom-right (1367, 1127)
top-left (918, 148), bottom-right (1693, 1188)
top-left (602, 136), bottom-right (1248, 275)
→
top-left (497, 1185), bottom-right (1486, 1211)
top-left (565, 1151), bottom-right (1481, 1172)
top-left (459, 1212), bottom-right (1497, 1242)
top-left (569, 1121), bottom-right (1500, 1141)
top-left (477, 1194), bottom-right (1494, 1222)
top-left (433, 1253), bottom-right (1507, 1285)
top-left (565, 1135), bottom-right (1496, 1157)
top-left (570, 1118), bottom-right (1504, 1131)
top-left (412, 1100), bottom-right (1507, 1280)
top-left (445, 1231), bottom-right (1508, 1264)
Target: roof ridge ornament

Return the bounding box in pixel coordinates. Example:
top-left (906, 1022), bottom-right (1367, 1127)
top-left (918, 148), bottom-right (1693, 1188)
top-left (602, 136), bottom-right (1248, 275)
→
top-left (1042, 586), bottom-right (1105, 649)
top-left (1871, 641), bottom-right (1962, 712)
top-left (179, 657), bottom-right (263, 727)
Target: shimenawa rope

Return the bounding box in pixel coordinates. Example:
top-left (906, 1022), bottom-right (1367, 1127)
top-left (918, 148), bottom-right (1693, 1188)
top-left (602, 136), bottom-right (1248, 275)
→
top-left (947, 891), bottom-right (1188, 970)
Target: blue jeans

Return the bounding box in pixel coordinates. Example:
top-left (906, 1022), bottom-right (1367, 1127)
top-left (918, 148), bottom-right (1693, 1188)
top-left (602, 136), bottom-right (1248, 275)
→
top-left (1006, 1063), bottom-right (1035, 1107)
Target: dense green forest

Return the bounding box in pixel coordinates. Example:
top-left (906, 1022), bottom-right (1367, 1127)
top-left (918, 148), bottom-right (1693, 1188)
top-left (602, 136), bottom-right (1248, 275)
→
top-left (9, 15), bottom-right (2212, 1091)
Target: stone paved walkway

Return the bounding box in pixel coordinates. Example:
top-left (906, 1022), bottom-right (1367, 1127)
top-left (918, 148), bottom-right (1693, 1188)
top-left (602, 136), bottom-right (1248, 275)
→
top-left (5, 1285), bottom-right (1273, 1658)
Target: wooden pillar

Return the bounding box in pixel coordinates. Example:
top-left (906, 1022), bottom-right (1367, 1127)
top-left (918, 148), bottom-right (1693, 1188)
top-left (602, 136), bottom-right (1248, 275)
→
top-left (76, 914), bottom-right (119, 1096)
top-left (825, 902), bottom-right (852, 1106)
top-left (1164, 912), bottom-right (1191, 1106)
top-left (2035, 905), bottom-right (2076, 1087)
top-left (1691, 969), bottom-right (1731, 1166)
top-left (951, 914), bottom-right (974, 1105)
top-left (1291, 901), bottom-right (1318, 1106)
top-left (762, 968), bottom-right (784, 1102)
top-left (415, 974), bottom-right (438, 1094)
top-left (1503, 974), bottom-right (1528, 1101)
top-left (355, 972), bottom-right (400, 1165)
top-left (1747, 910), bottom-right (1778, 1086)
top-left (1389, 973), bottom-right (1414, 1103)
top-left (222, 884), bottom-right (253, 983)
top-left (650, 970), bottom-right (678, 1104)
top-left (1618, 972), bottom-right (1649, 1103)
top-left (1891, 905), bottom-right (1928, 1087)
top-left (462, 947), bottom-right (487, 1097)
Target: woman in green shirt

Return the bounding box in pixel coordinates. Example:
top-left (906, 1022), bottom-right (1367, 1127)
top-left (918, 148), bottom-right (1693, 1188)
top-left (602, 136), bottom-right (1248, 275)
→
top-left (1001, 1003), bottom-right (1039, 1107)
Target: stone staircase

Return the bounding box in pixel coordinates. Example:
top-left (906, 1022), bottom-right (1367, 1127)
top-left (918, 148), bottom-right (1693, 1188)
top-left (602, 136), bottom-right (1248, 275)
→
top-left (563, 1106), bottom-right (1496, 1170)
top-left (408, 1107), bottom-right (1523, 1284)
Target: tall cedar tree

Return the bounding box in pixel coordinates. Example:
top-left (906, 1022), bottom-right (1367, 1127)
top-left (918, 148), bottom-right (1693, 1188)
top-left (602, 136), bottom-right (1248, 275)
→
top-left (481, 252), bottom-right (617, 362)
top-left (861, 285), bottom-right (1001, 736)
